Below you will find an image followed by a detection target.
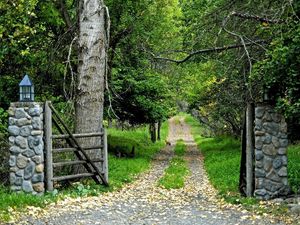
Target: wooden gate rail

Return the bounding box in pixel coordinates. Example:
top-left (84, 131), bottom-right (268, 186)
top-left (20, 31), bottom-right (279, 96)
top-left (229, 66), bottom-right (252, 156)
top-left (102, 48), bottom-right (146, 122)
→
top-left (51, 115), bottom-right (101, 185)
top-left (52, 132), bottom-right (104, 139)
top-left (44, 101), bottom-right (108, 191)
top-left (49, 102), bottom-right (108, 186)
top-left (52, 146), bottom-right (104, 153)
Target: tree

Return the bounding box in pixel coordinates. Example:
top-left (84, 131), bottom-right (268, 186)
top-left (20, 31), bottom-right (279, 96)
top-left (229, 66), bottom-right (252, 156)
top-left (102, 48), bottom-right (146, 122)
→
top-left (154, 0), bottom-right (299, 138)
top-left (75, 0), bottom-right (109, 162)
top-left (0, 0), bottom-right (75, 107)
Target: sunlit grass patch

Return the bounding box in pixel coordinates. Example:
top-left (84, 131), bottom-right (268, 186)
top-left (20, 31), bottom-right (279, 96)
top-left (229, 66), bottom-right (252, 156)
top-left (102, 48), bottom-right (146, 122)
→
top-left (159, 140), bottom-right (189, 189)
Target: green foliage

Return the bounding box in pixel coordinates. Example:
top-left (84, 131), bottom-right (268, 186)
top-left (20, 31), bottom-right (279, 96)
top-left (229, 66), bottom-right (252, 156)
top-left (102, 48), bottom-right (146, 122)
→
top-left (0, 134), bottom-right (9, 185)
top-left (159, 140), bottom-right (189, 189)
top-left (0, 101), bottom-right (9, 184)
top-left (0, 76), bottom-right (19, 108)
top-left (0, 0), bottom-right (74, 108)
top-left (104, 0), bottom-right (182, 125)
top-left (252, 22), bottom-right (300, 119)
top-left (111, 70), bottom-right (172, 124)
top-left (108, 135), bottom-right (140, 154)
top-left (174, 0), bottom-right (300, 139)
top-left (0, 107), bottom-right (8, 133)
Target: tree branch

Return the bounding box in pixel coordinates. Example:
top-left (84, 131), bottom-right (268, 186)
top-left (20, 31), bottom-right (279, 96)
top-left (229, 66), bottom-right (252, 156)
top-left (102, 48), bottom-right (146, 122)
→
top-left (57, 0), bottom-right (73, 29)
top-left (230, 11), bottom-right (284, 24)
top-left (153, 40), bottom-right (266, 64)
top-left (110, 28), bottom-right (133, 48)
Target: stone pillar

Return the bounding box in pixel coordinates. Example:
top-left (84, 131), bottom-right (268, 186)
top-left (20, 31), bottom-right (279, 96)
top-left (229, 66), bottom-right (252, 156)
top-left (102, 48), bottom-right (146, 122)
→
top-left (254, 105), bottom-right (289, 200)
top-left (8, 102), bottom-right (44, 194)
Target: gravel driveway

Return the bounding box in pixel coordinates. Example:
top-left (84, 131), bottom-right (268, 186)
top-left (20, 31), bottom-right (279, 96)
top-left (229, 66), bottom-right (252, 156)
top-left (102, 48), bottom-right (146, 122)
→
top-left (15, 117), bottom-right (286, 225)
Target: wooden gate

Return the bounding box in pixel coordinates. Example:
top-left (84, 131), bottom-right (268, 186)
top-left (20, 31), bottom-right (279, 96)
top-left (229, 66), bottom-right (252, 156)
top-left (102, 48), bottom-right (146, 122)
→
top-left (44, 101), bottom-right (108, 191)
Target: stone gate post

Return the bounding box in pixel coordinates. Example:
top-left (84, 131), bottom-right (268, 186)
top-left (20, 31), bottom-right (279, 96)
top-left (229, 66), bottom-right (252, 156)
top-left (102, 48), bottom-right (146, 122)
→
top-left (8, 102), bottom-right (44, 194)
top-left (254, 105), bottom-right (289, 199)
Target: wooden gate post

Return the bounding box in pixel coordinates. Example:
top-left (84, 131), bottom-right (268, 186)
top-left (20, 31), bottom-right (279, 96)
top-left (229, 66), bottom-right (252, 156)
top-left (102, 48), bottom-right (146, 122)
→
top-left (103, 129), bottom-right (109, 183)
top-left (246, 102), bottom-right (254, 197)
top-left (44, 101), bottom-right (53, 191)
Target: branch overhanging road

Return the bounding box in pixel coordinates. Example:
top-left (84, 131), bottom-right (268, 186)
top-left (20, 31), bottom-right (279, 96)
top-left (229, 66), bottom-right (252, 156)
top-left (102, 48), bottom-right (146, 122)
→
top-left (17, 117), bottom-right (285, 225)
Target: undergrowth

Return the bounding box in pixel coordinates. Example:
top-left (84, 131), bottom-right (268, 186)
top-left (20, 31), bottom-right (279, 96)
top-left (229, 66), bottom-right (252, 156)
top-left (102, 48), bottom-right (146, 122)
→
top-left (158, 140), bottom-right (189, 189)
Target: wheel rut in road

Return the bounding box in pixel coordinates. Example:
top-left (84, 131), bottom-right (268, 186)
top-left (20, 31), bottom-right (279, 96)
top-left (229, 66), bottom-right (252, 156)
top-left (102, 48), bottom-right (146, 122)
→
top-left (18, 117), bottom-right (285, 225)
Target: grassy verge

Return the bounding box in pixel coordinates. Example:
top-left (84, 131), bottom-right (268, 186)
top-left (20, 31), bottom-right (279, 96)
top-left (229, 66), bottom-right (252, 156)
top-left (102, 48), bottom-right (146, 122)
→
top-left (0, 122), bottom-right (168, 222)
top-left (158, 140), bottom-right (189, 189)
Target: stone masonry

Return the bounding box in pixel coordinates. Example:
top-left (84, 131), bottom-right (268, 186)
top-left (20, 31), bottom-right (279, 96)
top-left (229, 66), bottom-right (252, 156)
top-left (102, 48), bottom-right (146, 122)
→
top-left (8, 102), bottom-right (44, 194)
top-left (254, 105), bottom-right (289, 200)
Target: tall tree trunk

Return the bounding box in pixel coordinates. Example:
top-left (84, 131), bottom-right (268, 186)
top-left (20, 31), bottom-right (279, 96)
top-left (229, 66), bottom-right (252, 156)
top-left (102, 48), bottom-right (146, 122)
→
top-left (75, 0), bottom-right (109, 169)
top-left (149, 123), bottom-right (156, 143)
top-left (157, 121), bottom-right (161, 141)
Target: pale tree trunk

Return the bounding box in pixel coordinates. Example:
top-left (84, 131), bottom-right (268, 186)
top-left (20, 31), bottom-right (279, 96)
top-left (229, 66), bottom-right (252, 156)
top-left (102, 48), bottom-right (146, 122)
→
top-left (75, 0), bottom-right (109, 169)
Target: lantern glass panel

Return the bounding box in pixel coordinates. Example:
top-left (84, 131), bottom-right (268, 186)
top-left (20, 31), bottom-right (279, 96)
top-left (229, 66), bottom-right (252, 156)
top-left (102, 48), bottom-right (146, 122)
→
top-left (19, 75), bottom-right (34, 102)
top-left (20, 86), bottom-right (33, 101)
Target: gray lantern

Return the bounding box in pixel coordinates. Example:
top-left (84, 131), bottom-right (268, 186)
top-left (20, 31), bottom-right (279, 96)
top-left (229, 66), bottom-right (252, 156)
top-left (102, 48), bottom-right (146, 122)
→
top-left (19, 74), bottom-right (34, 102)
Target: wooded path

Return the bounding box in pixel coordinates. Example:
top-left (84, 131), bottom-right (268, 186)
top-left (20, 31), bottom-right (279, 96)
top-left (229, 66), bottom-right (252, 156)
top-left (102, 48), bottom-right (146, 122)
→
top-left (17, 117), bottom-right (285, 224)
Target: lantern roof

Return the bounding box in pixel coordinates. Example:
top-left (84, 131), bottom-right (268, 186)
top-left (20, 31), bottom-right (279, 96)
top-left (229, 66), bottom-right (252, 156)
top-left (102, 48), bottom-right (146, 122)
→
top-left (19, 74), bottom-right (33, 87)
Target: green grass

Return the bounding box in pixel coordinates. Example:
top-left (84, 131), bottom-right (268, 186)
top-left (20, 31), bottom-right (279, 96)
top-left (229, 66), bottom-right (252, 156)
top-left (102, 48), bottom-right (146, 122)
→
top-left (184, 114), bottom-right (265, 208)
top-left (107, 123), bottom-right (168, 188)
top-left (0, 122), bottom-right (168, 222)
top-left (287, 144), bottom-right (300, 193)
top-left (159, 140), bottom-right (189, 189)
top-left (0, 187), bottom-right (57, 222)
top-left (174, 139), bottom-right (185, 156)
top-left (198, 137), bottom-right (241, 195)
